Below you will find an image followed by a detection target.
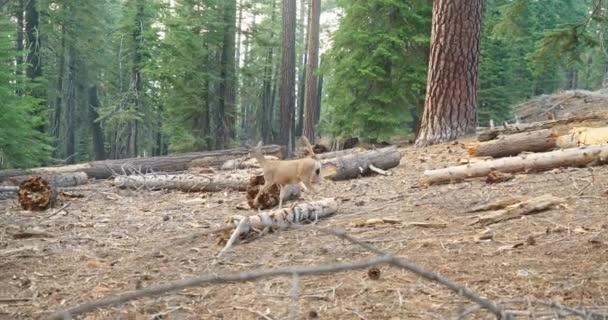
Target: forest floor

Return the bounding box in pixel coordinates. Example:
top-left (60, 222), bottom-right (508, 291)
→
top-left (2, 138), bottom-right (608, 320)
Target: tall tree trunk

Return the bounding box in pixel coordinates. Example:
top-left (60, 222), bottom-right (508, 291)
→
top-left (302, 0), bottom-right (320, 143)
top-left (88, 85), bottom-right (106, 160)
top-left (202, 40), bottom-right (212, 150)
top-left (25, 0), bottom-right (41, 81)
top-left (296, 0), bottom-right (308, 136)
top-left (128, 0), bottom-right (145, 158)
top-left (241, 8), bottom-right (255, 141)
top-left (65, 46), bottom-right (77, 164)
top-left (52, 25), bottom-right (66, 158)
top-left (315, 71), bottom-right (323, 126)
top-left (280, 0), bottom-right (297, 156)
top-left (217, 0), bottom-right (237, 149)
top-left (235, 0), bottom-right (244, 143)
top-left (15, 0), bottom-right (24, 96)
top-left (415, 0), bottom-right (482, 147)
top-left (261, 0), bottom-right (277, 144)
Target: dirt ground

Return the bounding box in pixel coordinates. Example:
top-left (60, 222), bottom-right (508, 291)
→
top-left (2, 139), bottom-right (608, 320)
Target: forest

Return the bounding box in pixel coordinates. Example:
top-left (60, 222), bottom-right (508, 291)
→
top-left (4, 0), bottom-right (608, 319)
top-left (0, 0), bottom-right (606, 168)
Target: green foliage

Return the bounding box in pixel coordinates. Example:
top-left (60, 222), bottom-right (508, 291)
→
top-left (0, 23), bottom-right (52, 168)
top-left (322, 0), bottom-right (431, 141)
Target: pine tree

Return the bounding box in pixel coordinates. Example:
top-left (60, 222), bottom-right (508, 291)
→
top-left (0, 21), bottom-right (51, 168)
top-left (323, 0), bottom-right (431, 141)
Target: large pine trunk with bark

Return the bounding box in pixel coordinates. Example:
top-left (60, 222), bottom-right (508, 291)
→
top-left (279, 0), bottom-right (297, 156)
top-left (302, 0), bottom-right (321, 143)
top-left (415, 0), bottom-right (483, 147)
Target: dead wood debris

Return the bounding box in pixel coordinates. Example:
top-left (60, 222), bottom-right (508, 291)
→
top-left (18, 176), bottom-right (57, 211)
top-left (471, 194), bottom-right (564, 227)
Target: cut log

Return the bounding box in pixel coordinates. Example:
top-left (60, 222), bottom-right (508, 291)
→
top-left (421, 144), bottom-right (608, 185)
top-left (220, 155), bottom-right (279, 170)
top-left (315, 147), bottom-right (365, 160)
top-left (476, 114), bottom-right (606, 142)
top-left (113, 172), bottom-right (251, 192)
top-left (321, 146), bottom-right (401, 181)
top-left (1, 172), bottom-right (88, 188)
top-left (472, 195), bottom-right (562, 226)
top-left (0, 145), bottom-right (282, 182)
top-left (468, 129), bottom-right (558, 158)
top-left (557, 126), bottom-right (608, 148)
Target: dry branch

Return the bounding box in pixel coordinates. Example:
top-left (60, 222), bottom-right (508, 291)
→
top-left (421, 144), bottom-right (608, 185)
top-left (468, 129), bottom-right (558, 158)
top-left (113, 172), bottom-right (251, 192)
top-left (322, 146), bottom-right (401, 181)
top-left (472, 194), bottom-right (563, 226)
top-left (225, 198), bottom-right (339, 235)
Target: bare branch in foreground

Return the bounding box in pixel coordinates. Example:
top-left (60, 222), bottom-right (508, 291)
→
top-left (304, 227), bottom-right (504, 318)
top-left (46, 256), bottom-right (394, 320)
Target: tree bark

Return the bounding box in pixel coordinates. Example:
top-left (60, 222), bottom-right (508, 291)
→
top-left (302, 0), bottom-right (321, 144)
top-left (25, 0), bottom-right (41, 81)
top-left (467, 129), bottom-right (558, 158)
top-left (217, 0), bottom-right (237, 149)
top-left (128, 0), bottom-right (145, 157)
top-left (421, 144), bottom-right (608, 185)
top-left (415, 0), bottom-right (483, 146)
top-left (88, 85), bottom-right (106, 160)
top-left (261, 0), bottom-right (277, 144)
top-left (315, 71), bottom-right (323, 126)
top-left (114, 172), bottom-right (250, 192)
top-left (15, 0), bottom-right (24, 96)
top-left (321, 146), bottom-right (401, 181)
top-left (65, 46), bottom-right (77, 163)
top-left (0, 145), bottom-right (283, 182)
top-left (280, 0), bottom-right (297, 156)
top-left (52, 25), bottom-right (66, 158)
top-left (296, 0), bottom-right (308, 136)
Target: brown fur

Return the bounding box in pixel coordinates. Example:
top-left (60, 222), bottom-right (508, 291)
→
top-left (251, 136), bottom-right (322, 208)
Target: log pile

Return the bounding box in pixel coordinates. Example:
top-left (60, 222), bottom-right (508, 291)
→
top-left (423, 113), bottom-right (608, 185)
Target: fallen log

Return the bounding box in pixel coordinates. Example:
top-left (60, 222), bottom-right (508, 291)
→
top-left (321, 146), bottom-right (401, 181)
top-left (476, 114), bottom-right (606, 142)
top-left (315, 147), bottom-right (365, 160)
top-left (218, 198), bottom-right (339, 256)
top-left (220, 155), bottom-right (279, 170)
top-left (1, 172), bottom-right (88, 188)
top-left (0, 145), bottom-right (282, 182)
top-left (113, 172), bottom-right (251, 192)
top-left (468, 129), bottom-right (558, 158)
top-left (557, 126), bottom-right (608, 148)
top-left (421, 144), bottom-right (608, 185)
top-left (472, 195), bottom-right (562, 226)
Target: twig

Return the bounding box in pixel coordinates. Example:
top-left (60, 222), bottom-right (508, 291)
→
top-left (0, 297), bottom-right (31, 303)
top-left (233, 307), bottom-right (275, 320)
top-left (46, 256), bottom-right (394, 320)
top-left (45, 202), bottom-right (72, 219)
top-left (290, 273), bottom-right (300, 320)
top-left (306, 227), bottom-right (505, 318)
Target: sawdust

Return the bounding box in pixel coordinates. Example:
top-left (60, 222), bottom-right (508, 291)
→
top-left (1, 138), bottom-right (608, 319)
